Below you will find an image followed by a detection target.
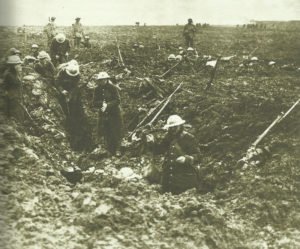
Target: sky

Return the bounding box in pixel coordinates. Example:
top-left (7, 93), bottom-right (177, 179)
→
top-left (0, 0), bottom-right (299, 26)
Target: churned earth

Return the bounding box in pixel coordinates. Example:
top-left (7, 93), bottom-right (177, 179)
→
top-left (0, 25), bottom-right (300, 249)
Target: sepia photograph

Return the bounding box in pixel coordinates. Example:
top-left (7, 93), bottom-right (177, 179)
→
top-left (0, 0), bottom-right (299, 248)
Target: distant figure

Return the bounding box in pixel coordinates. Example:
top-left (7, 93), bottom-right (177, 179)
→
top-left (3, 55), bottom-right (24, 122)
top-left (183, 18), bottom-right (196, 47)
top-left (44, 17), bottom-right (57, 47)
top-left (72, 17), bottom-right (84, 48)
top-left (50, 33), bottom-right (71, 66)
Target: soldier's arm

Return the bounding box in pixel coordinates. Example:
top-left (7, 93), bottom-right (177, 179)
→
top-left (93, 87), bottom-right (103, 107)
top-left (66, 40), bottom-right (71, 53)
top-left (106, 85), bottom-right (121, 111)
top-left (181, 132), bottom-right (200, 164)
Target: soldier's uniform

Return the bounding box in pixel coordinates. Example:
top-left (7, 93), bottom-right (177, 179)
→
top-left (3, 56), bottom-right (24, 122)
top-left (183, 20), bottom-right (196, 47)
top-left (56, 67), bottom-right (92, 151)
top-left (94, 82), bottom-right (123, 155)
top-left (44, 21), bottom-right (57, 47)
top-left (34, 60), bottom-right (55, 80)
top-left (50, 38), bottom-right (71, 66)
top-left (72, 21), bottom-right (84, 48)
top-left (157, 129), bottom-right (200, 194)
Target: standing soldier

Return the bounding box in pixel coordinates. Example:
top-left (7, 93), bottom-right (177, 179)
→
top-left (153, 115), bottom-right (200, 194)
top-left (72, 17), bottom-right (84, 48)
top-left (183, 18), bottom-right (196, 47)
top-left (3, 55), bottom-right (24, 123)
top-left (56, 60), bottom-right (92, 151)
top-left (94, 72), bottom-right (123, 156)
top-left (50, 33), bottom-right (71, 66)
top-left (44, 17), bottom-right (57, 48)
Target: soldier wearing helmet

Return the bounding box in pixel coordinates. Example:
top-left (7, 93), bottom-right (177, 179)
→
top-left (56, 60), bottom-right (92, 151)
top-left (50, 33), bottom-right (71, 66)
top-left (3, 55), bottom-right (24, 122)
top-left (44, 17), bottom-right (57, 47)
top-left (31, 44), bottom-right (39, 58)
top-left (72, 17), bottom-right (84, 48)
top-left (153, 115), bottom-right (200, 194)
top-left (94, 72), bottom-right (123, 156)
top-left (34, 51), bottom-right (55, 80)
top-left (183, 18), bottom-right (196, 47)
top-left (81, 35), bottom-right (91, 48)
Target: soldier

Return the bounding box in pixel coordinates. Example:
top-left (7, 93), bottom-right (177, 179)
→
top-left (183, 18), bottom-right (196, 47)
top-left (81, 35), bottom-right (91, 48)
top-left (34, 51), bottom-right (55, 80)
top-left (3, 55), bottom-right (24, 122)
top-left (0, 48), bottom-right (22, 74)
top-left (154, 115), bottom-right (200, 194)
top-left (44, 17), bottom-right (57, 47)
top-left (30, 44), bottom-right (39, 58)
top-left (56, 60), bottom-right (92, 151)
top-left (50, 33), bottom-right (71, 66)
top-left (72, 17), bottom-right (84, 48)
top-left (94, 72), bottom-right (123, 156)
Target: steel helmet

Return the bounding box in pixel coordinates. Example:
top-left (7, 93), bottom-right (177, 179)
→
top-left (187, 47), bottom-right (194, 51)
top-left (37, 51), bottom-right (50, 60)
top-left (175, 55), bottom-right (183, 61)
top-left (6, 55), bottom-right (22, 64)
top-left (66, 63), bottom-right (80, 77)
top-left (51, 17), bottom-right (56, 21)
top-left (168, 54), bottom-right (176, 61)
top-left (75, 17), bottom-right (81, 20)
top-left (68, 59), bottom-right (79, 66)
top-left (96, 72), bottom-right (110, 80)
top-left (9, 48), bottom-right (21, 55)
top-left (31, 44), bottom-right (39, 48)
top-left (55, 33), bottom-right (66, 43)
top-left (84, 35), bottom-right (90, 39)
top-left (163, 115), bottom-right (186, 129)
top-left (178, 46), bottom-right (183, 50)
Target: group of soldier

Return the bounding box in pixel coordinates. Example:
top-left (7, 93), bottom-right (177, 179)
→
top-left (2, 18), bottom-right (201, 195)
top-left (44, 16), bottom-right (91, 50)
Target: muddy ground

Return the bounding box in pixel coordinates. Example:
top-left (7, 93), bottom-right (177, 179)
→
top-left (0, 25), bottom-right (300, 249)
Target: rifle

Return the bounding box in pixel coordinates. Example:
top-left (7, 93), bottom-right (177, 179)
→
top-left (205, 56), bottom-right (221, 91)
top-left (115, 37), bottom-right (125, 67)
top-left (252, 98), bottom-right (300, 147)
top-left (147, 82), bottom-right (182, 127)
top-left (127, 99), bottom-right (166, 139)
top-left (239, 98), bottom-right (300, 166)
top-left (158, 60), bottom-right (182, 78)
